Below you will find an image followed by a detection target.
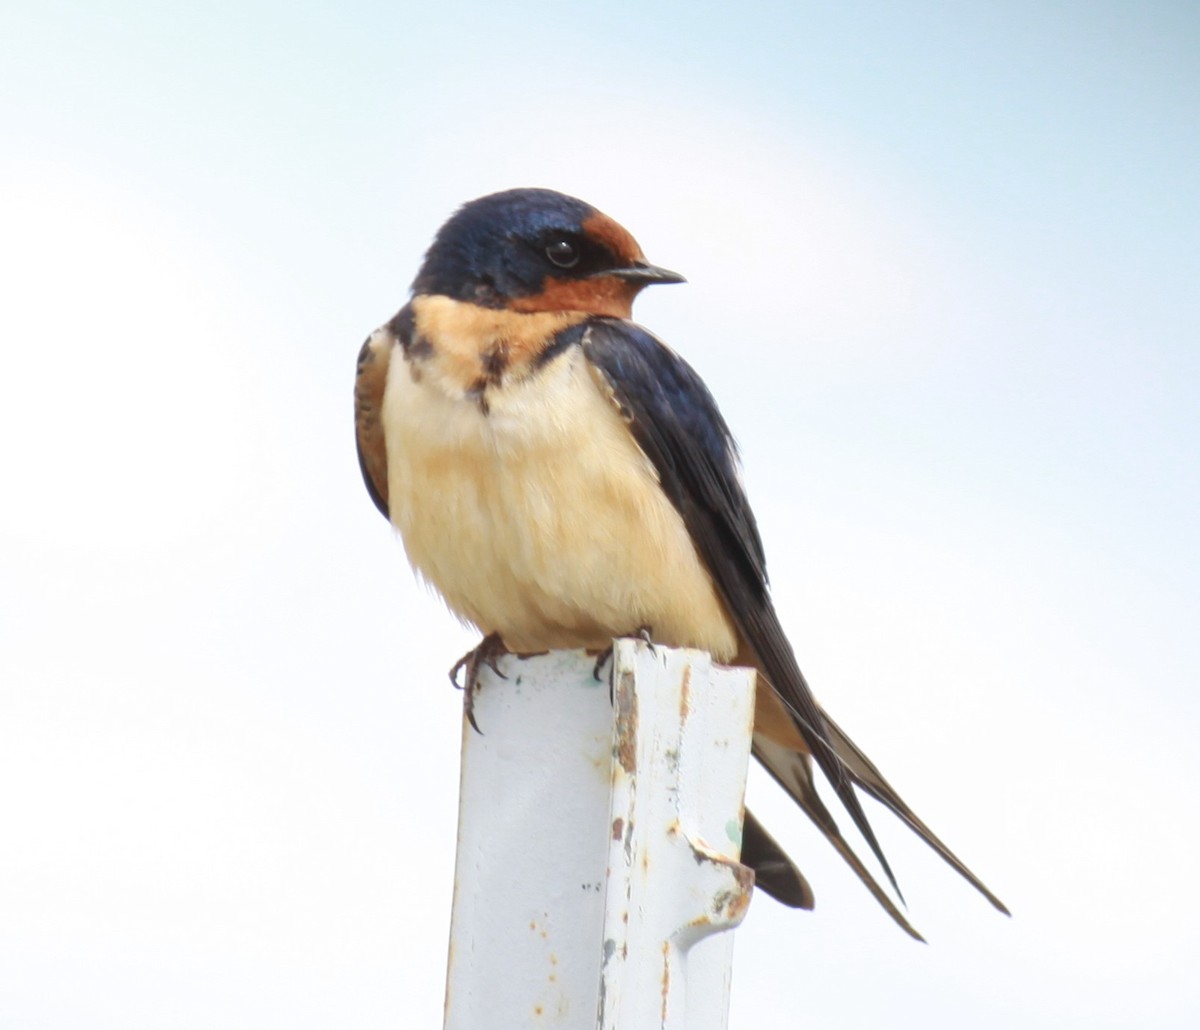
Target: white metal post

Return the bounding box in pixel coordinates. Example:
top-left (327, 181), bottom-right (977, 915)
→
top-left (443, 640), bottom-right (757, 1030)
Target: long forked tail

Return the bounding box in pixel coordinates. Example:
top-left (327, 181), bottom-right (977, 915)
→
top-left (753, 733), bottom-right (926, 941)
top-left (753, 707), bottom-right (1009, 936)
top-left (817, 707), bottom-right (1010, 916)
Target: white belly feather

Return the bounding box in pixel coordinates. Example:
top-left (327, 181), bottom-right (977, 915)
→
top-left (382, 345), bottom-right (738, 658)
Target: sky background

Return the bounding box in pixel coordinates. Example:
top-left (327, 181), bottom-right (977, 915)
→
top-left (2, 1), bottom-right (1198, 1026)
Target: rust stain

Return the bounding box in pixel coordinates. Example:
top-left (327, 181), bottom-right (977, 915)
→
top-left (611, 817), bottom-right (624, 841)
top-left (679, 663), bottom-right (692, 719)
top-left (734, 863), bottom-right (755, 892)
top-left (534, 1004), bottom-right (544, 1017)
top-left (614, 669), bottom-right (638, 774)
top-left (726, 887), bottom-right (752, 922)
top-left (660, 940), bottom-right (671, 1024)
top-left (709, 865), bottom-right (755, 923)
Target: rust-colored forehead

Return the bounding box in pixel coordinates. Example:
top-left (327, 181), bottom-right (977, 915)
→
top-left (582, 212), bottom-right (645, 265)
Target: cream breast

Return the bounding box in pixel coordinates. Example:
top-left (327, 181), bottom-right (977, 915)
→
top-left (381, 302), bottom-right (738, 659)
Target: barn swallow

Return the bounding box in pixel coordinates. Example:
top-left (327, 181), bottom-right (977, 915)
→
top-left (354, 187), bottom-right (1008, 938)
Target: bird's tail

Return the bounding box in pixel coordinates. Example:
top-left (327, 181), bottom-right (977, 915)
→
top-left (752, 707), bottom-right (1010, 936)
top-left (817, 707), bottom-right (1010, 915)
top-left (752, 732), bottom-right (926, 941)
top-left (741, 808), bottom-right (814, 910)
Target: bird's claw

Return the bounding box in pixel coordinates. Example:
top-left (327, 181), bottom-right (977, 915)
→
top-left (635, 625), bottom-right (657, 654)
top-left (593, 625), bottom-right (657, 683)
top-left (448, 632), bottom-right (509, 734)
top-left (592, 645), bottom-right (614, 682)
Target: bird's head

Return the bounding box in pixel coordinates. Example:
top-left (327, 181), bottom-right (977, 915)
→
top-left (410, 188), bottom-right (685, 319)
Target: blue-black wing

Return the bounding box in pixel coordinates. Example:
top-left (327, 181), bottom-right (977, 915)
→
top-left (580, 317), bottom-right (903, 898)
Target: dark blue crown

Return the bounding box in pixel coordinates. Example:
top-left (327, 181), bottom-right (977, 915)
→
top-left (411, 188), bottom-right (597, 305)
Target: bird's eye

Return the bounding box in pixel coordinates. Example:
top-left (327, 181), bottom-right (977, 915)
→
top-left (544, 238), bottom-right (581, 269)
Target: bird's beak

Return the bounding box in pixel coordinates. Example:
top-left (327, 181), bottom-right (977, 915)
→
top-left (599, 261), bottom-right (687, 286)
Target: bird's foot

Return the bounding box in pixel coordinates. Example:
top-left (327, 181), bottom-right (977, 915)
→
top-left (591, 626), bottom-right (657, 683)
top-left (449, 632), bottom-right (509, 734)
top-left (592, 645), bottom-right (614, 682)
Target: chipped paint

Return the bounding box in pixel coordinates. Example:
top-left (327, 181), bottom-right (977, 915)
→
top-left (595, 641), bottom-right (756, 1029)
top-left (660, 939), bottom-right (671, 1024)
top-left (446, 644), bottom-right (754, 1030)
top-left (710, 876), bottom-right (753, 924)
top-left (613, 668), bottom-right (638, 774)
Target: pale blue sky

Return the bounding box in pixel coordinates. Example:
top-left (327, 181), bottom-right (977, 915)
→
top-left (2, 2), bottom-right (1197, 1027)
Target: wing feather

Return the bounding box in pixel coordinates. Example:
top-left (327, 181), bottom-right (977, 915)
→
top-left (354, 328), bottom-right (394, 520)
top-left (582, 318), bottom-right (904, 897)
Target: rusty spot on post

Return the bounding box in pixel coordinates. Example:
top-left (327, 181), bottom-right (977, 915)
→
top-left (614, 668), bottom-right (638, 773)
top-left (679, 663), bottom-right (691, 719)
top-left (611, 817), bottom-right (624, 841)
top-left (660, 940), bottom-right (671, 1024)
top-left (734, 862), bottom-right (755, 893)
top-left (712, 864), bottom-right (755, 922)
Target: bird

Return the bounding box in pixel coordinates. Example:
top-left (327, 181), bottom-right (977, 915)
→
top-left (354, 187), bottom-right (1008, 938)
